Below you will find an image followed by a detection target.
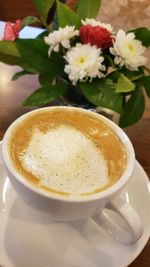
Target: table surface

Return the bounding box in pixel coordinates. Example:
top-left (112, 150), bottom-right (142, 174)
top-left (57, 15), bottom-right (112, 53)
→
top-left (0, 22), bottom-right (150, 267)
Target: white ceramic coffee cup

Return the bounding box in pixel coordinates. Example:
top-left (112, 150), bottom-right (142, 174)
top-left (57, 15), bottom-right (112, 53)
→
top-left (2, 107), bottom-right (143, 244)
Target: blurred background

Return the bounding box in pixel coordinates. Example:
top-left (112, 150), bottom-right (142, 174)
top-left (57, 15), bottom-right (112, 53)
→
top-left (97, 0), bottom-right (150, 31)
top-left (0, 0), bottom-right (150, 64)
top-left (0, 0), bottom-right (39, 22)
top-left (97, 0), bottom-right (150, 66)
top-left (0, 0), bottom-right (149, 27)
top-left (0, 0), bottom-right (150, 29)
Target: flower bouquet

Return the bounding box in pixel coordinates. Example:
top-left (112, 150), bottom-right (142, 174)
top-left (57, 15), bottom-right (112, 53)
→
top-left (0, 0), bottom-right (150, 127)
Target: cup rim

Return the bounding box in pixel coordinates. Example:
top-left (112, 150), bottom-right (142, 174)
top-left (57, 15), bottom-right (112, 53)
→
top-left (2, 106), bottom-right (135, 203)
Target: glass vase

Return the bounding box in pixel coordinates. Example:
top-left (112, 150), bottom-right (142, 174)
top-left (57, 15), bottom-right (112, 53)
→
top-left (56, 78), bottom-right (119, 124)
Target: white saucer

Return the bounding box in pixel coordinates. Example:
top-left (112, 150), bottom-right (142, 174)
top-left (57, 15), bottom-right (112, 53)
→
top-left (0, 141), bottom-right (150, 267)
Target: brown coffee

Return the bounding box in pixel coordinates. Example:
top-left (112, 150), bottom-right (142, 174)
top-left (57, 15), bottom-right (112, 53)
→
top-left (8, 108), bottom-right (127, 198)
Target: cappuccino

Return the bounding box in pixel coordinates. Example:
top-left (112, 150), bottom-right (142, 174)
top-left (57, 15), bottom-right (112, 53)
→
top-left (8, 108), bottom-right (127, 198)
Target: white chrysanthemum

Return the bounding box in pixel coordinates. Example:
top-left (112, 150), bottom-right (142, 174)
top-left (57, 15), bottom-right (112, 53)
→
top-left (44, 26), bottom-right (79, 56)
top-left (110, 29), bottom-right (147, 70)
top-left (82, 18), bottom-right (113, 33)
top-left (64, 43), bottom-right (106, 85)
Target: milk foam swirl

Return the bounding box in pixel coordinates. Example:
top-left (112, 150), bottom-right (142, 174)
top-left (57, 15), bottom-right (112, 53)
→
top-left (21, 125), bottom-right (108, 196)
top-left (9, 108), bottom-right (127, 198)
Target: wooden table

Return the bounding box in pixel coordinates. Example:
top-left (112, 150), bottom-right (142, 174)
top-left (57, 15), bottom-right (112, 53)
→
top-left (0, 23), bottom-right (149, 267)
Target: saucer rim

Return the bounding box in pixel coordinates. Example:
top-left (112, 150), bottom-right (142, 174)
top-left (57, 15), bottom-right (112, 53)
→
top-left (0, 140), bottom-right (150, 267)
top-left (123, 160), bottom-right (150, 266)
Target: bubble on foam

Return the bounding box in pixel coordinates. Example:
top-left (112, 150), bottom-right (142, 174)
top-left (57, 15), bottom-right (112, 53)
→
top-left (21, 125), bottom-right (109, 196)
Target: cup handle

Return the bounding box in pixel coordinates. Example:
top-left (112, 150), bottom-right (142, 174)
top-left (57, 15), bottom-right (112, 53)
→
top-left (92, 197), bottom-right (143, 244)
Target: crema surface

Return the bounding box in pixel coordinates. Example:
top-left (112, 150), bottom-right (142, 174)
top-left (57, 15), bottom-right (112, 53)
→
top-left (9, 108), bottom-right (127, 198)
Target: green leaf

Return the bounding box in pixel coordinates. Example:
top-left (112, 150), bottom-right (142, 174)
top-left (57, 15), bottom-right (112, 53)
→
top-left (80, 78), bottom-right (123, 113)
top-left (0, 52), bottom-right (38, 73)
top-left (122, 67), bottom-right (144, 80)
top-left (57, 0), bottom-right (81, 28)
top-left (0, 52), bottom-right (21, 65)
top-left (53, 12), bottom-right (59, 30)
top-left (33, 0), bottom-right (55, 22)
top-left (104, 54), bottom-right (116, 69)
top-left (131, 27), bottom-right (150, 47)
top-left (141, 76), bottom-right (150, 97)
top-left (0, 41), bottom-right (38, 73)
top-left (22, 83), bottom-right (68, 106)
top-left (16, 39), bottom-right (64, 73)
top-left (16, 39), bottom-right (50, 72)
top-left (12, 70), bottom-right (32, 81)
top-left (39, 72), bottom-right (55, 85)
top-left (119, 87), bottom-right (145, 128)
top-left (107, 71), bottom-right (121, 83)
top-left (76, 0), bottom-right (101, 19)
top-left (36, 30), bottom-right (49, 39)
top-left (116, 74), bottom-right (135, 93)
top-left (21, 16), bottom-right (40, 28)
top-left (0, 41), bottom-right (21, 57)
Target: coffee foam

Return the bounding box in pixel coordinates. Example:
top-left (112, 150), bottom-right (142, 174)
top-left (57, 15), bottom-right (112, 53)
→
top-left (20, 125), bottom-right (108, 196)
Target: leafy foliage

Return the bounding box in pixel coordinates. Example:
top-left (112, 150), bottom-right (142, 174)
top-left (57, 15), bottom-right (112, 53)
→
top-left (0, 41), bottom-right (38, 72)
top-left (116, 74), bottom-right (135, 93)
top-left (141, 76), bottom-right (150, 97)
top-left (119, 87), bottom-right (145, 127)
top-left (23, 83), bottom-right (68, 106)
top-left (0, 0), bottom-right (150, 127)
top-left (16, 39), bottom-right (64, 74)
top-left (131, 27), bottom-right (150, 47)
top-left (76, 0), bottom-right (102, 19)
top-left (33, 0), bottom-right (55, 23)
top-left (57, 1), bottom-right (81, 28)
top-left (12, 70), bottom-right (32, 81)
top-left (80, 78), bottom-right (123, 113)
top-left (21, 16), bottom-right (40, 28)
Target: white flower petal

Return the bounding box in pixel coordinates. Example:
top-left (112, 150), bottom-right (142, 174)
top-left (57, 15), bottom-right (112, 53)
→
top-left (81, 18), bottom-right (113, 33)
top-left (110, 29), bottom-right (146, 70)
top-left (54, 44), bottom-right (59, 52)
top-left (44, 26), bottom-right (79, 57)
top-left (48, 47), bottom-right (53, 57)
top-left (109, 47), bottom-right (116, 55)
top-left (44, 36), bottom-right (52, 46)
top-left (61, 39), bottom-right (70, 49)
top-left (64, 43), bottom-right (105, 85)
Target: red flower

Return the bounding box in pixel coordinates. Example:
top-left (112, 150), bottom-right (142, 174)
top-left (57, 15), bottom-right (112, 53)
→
top-left (3, 20), bottom-right (22, 41)
top-left (80, 25), bottom-right (113, 50)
